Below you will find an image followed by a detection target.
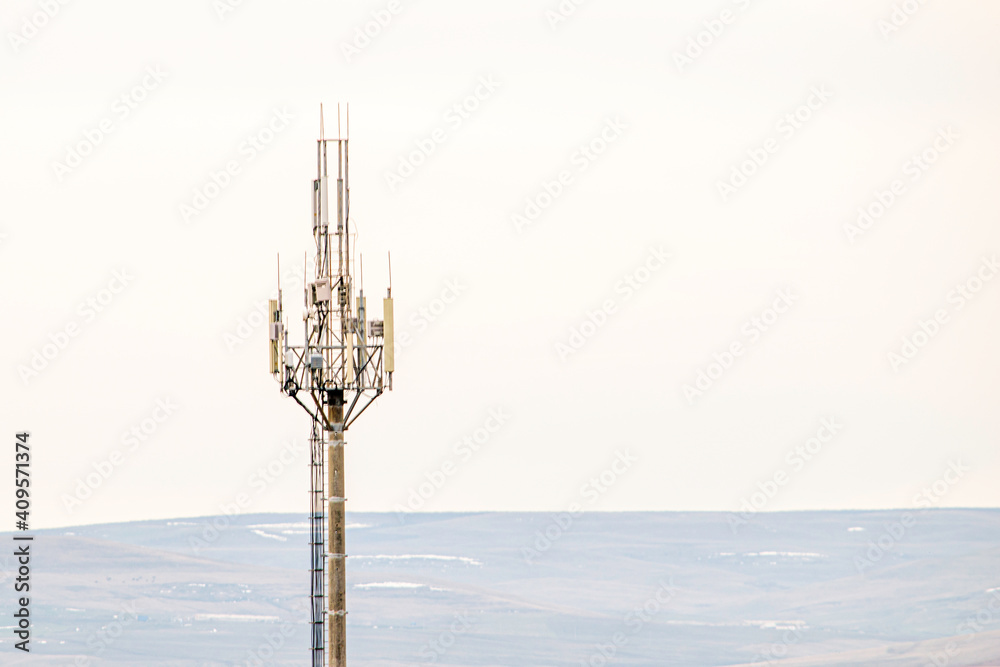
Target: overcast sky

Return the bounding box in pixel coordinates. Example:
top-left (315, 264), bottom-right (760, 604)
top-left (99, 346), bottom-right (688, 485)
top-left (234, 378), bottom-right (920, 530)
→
top-left (3, 0), bottom-right (999, 529)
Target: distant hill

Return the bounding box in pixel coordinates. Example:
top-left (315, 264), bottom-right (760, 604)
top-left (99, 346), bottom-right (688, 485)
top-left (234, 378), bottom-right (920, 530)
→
top-left (3, 510), bottom-right (1000, 666)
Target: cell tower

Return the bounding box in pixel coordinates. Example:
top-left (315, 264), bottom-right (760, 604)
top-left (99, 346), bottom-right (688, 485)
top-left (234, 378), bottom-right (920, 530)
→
top-left (267, 104), bottom-right (394, 667)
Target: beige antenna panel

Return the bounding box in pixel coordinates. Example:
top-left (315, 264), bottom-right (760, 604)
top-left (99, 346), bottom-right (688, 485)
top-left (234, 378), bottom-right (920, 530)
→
top-left (383, 297), bottom-right (394, 373)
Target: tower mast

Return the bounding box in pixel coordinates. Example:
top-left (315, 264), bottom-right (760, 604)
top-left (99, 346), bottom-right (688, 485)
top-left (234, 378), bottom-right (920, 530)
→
top-left (268, 104), bottom-right (394, 667)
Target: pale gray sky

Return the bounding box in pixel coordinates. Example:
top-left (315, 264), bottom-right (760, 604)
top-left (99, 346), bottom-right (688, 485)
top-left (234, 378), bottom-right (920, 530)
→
top-left (3, 0), bottom-right (999, 528)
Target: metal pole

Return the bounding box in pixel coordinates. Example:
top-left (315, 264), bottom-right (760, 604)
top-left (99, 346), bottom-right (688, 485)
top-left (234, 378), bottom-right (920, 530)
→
top-left (327, 399), bottom-right (346, 667)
